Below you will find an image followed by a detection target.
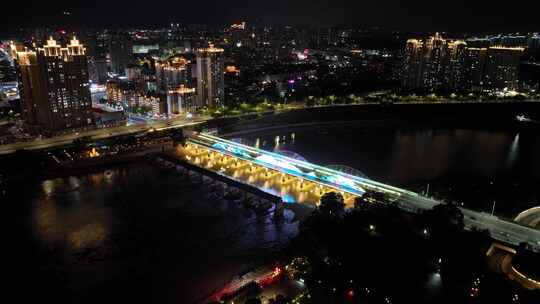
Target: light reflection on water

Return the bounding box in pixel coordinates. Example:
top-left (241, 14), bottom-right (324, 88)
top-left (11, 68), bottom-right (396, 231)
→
top-left (31, 164), bottom-right (302, 262)
top-left (34, 176), bottom-right (112, 255)
top-left (236, 127), bottom-right (540, 216)
top-left (507, 133), bottom-right (520, 168)
top-left (240, 128), bottom-right (540, 183)
top-left (20, 162), bottom-right (307, 302)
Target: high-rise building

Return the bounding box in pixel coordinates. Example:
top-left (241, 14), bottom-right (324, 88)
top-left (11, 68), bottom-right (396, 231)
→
top-left (106, 79), bottom-right (165, 115)
top-left (402, 33), bottom-right (524, 92)
top-left (445, 40), bottom-right (468, 91)
top-left (109, 33), bottom-right (133, 76)
top-left (401, 39), bottom-right (424, 90)
top-left (402, 33), bottom-right (467, 92)
top-left (483, 46), bottom-right (524, 90)
top-left (155, 55), bottom-right (192, 93)
top-left (196, 44), bottom-right (224, 107)
top-left (14, 37), bottom-right (94, 132)
top-left (166, 85), bottom-right (196, 115)
top-left (465, 48), bottom-right (488, 90)
top-left (0, 46), bottom-right (18, 100)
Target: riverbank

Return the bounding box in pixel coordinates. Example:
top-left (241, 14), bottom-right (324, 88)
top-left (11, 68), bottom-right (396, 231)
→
top-left (219, 102), bottom-right (540, 136)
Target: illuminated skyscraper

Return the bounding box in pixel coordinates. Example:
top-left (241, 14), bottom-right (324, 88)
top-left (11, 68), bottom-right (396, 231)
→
top-left (401, 39), bottom-right (424, 89)
top-left (402, 34), bottom-right (471, 92)
top-left (14, 37), bottom-right (94, 132)
top-left (445, 40), bottom-right (468, 91)
top-left (465, 48), bottom-right (488, 90)
top-left (403, 34), bottom-right (525, 92)
top-left (167, 85), bottom-right (196, 115)
top-left (196, 44), bottom-right (224, 107)
top-left (483, 46), bottom-right (524, 90)
top-left (402, 34), bottom-right (459, 92)
top-left (155, 55), bottom-right (192, 93)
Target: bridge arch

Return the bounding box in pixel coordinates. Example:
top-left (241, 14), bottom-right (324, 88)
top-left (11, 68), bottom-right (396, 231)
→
top-left (325, 164), bottom-right (368, 179)
top-left (275, 150), bottom-right (308, 162)
top-left (487, 205), bottom-right (540, 290)
top-left (514, 206), bottom-right (540, 229)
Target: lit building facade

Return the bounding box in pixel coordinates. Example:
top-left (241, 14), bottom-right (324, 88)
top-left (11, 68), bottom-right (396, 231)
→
top-left (155, 55), bottom-right (192, 93)
top-left (465, 48), bottom-right (488, 90)
top-left (196, 45), bottom-right (224, 107)
top-left (483, 46), bottom-right (524, 90)
top-left (402, 34), bottom-right (524, 92)
top-left (402, 33), bottom-right (468, 92)
top-left (106, 80), bottom-right (164, 116)
top-left (167, 85), bottom-right (196, 115)
top-left (401, 39), bottom-right (424, 90)
top-left (14, 37), bottom-right (94, 132)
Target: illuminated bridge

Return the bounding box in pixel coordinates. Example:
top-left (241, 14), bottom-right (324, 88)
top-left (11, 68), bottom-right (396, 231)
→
top-left (176, 133), bottom-right (540, 252)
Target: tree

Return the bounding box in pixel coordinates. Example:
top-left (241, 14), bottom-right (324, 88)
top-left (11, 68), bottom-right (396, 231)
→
top-left (319, 192), bottom-right (345, 216)
top-left (422, 203), bottom-right (465, 249)
top-left (353, 196), bottom-right (367, 210)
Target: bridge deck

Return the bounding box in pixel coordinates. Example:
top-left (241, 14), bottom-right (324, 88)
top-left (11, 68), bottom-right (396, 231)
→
top-left (181, 133), bottom-right (540, 252)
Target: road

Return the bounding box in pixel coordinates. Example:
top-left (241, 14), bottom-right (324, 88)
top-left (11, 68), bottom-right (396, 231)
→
top-left (190, 133), bottom-right (540, 252)
top-left (380, 189), bottom-right (540, 252)
top-left (0, 115), bottom-right (209, 155)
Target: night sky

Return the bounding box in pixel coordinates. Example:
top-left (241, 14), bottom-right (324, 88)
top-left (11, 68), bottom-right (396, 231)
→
top-left (2, 0), bottom-right (540, 32)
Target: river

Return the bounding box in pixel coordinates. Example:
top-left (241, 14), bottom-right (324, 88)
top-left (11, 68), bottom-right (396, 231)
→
top-left (236, 124), bottom-right (540, 218)
top-left (13, 124), bottom-right (540, 303)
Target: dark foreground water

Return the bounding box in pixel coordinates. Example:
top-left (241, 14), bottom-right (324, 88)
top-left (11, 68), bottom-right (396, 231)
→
top-left (13, 163), bottom-right (301, 303)
top-left (12, 124), bottom-right (540, 303)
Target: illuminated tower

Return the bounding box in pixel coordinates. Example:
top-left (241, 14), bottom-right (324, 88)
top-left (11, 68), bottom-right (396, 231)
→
top-left (167, 85), bottom-right (196, 115)
top-left (465, 48), bottom-right (488, 90)
top-left (402, 39), bottom-right (424, 90)
top-left (446, 40), bottom-right (468, 91)
top-left (402, 33), bottom-right (468, 92)
top-left (196, 44), bottom-right (224, 107)
top-left (421, 33), bottom-right (447, 92)
top-left (15, 37), bottom-right (94, 132)
top-left (155, 55), bottom-right (192, 93)
top-left (483, 46), bottom-right (524, 90)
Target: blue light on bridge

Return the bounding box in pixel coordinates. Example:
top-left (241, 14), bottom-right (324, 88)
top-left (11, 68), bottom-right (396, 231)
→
top-left (282, 194), bottom-right (296, 203)
top-left (208, 137), bottom-right (366, 197)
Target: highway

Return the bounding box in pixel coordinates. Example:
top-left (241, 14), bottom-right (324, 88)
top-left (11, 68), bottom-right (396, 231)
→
top-left (0, 115), bottom-right (209, 155)
top-left (190, 133), bottom-right (540, 252)
top-left (397, 194), bottom-right (540, 251)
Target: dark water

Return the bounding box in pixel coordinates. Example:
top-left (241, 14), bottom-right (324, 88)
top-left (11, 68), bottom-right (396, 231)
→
top-left (14, 163), bottom-right (300, 303)
top-left (13, 125), bottom-right (540, 303)
top-left (237, 125), bottom-right (540, 218)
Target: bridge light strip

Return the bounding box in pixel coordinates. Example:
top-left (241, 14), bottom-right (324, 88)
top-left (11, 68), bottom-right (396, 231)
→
top-left (189, 139), bottom-right (366, 196)
top-left (199, 133), bottom-right (418, 196)
top-left (196, 133), bottom-right (391, 195)
top-left (196, 133), bottom-right (410, 197)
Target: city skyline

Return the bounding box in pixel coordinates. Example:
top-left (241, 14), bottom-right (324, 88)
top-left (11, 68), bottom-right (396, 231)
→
top-left (1, 3), bottom-right (540, 303)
